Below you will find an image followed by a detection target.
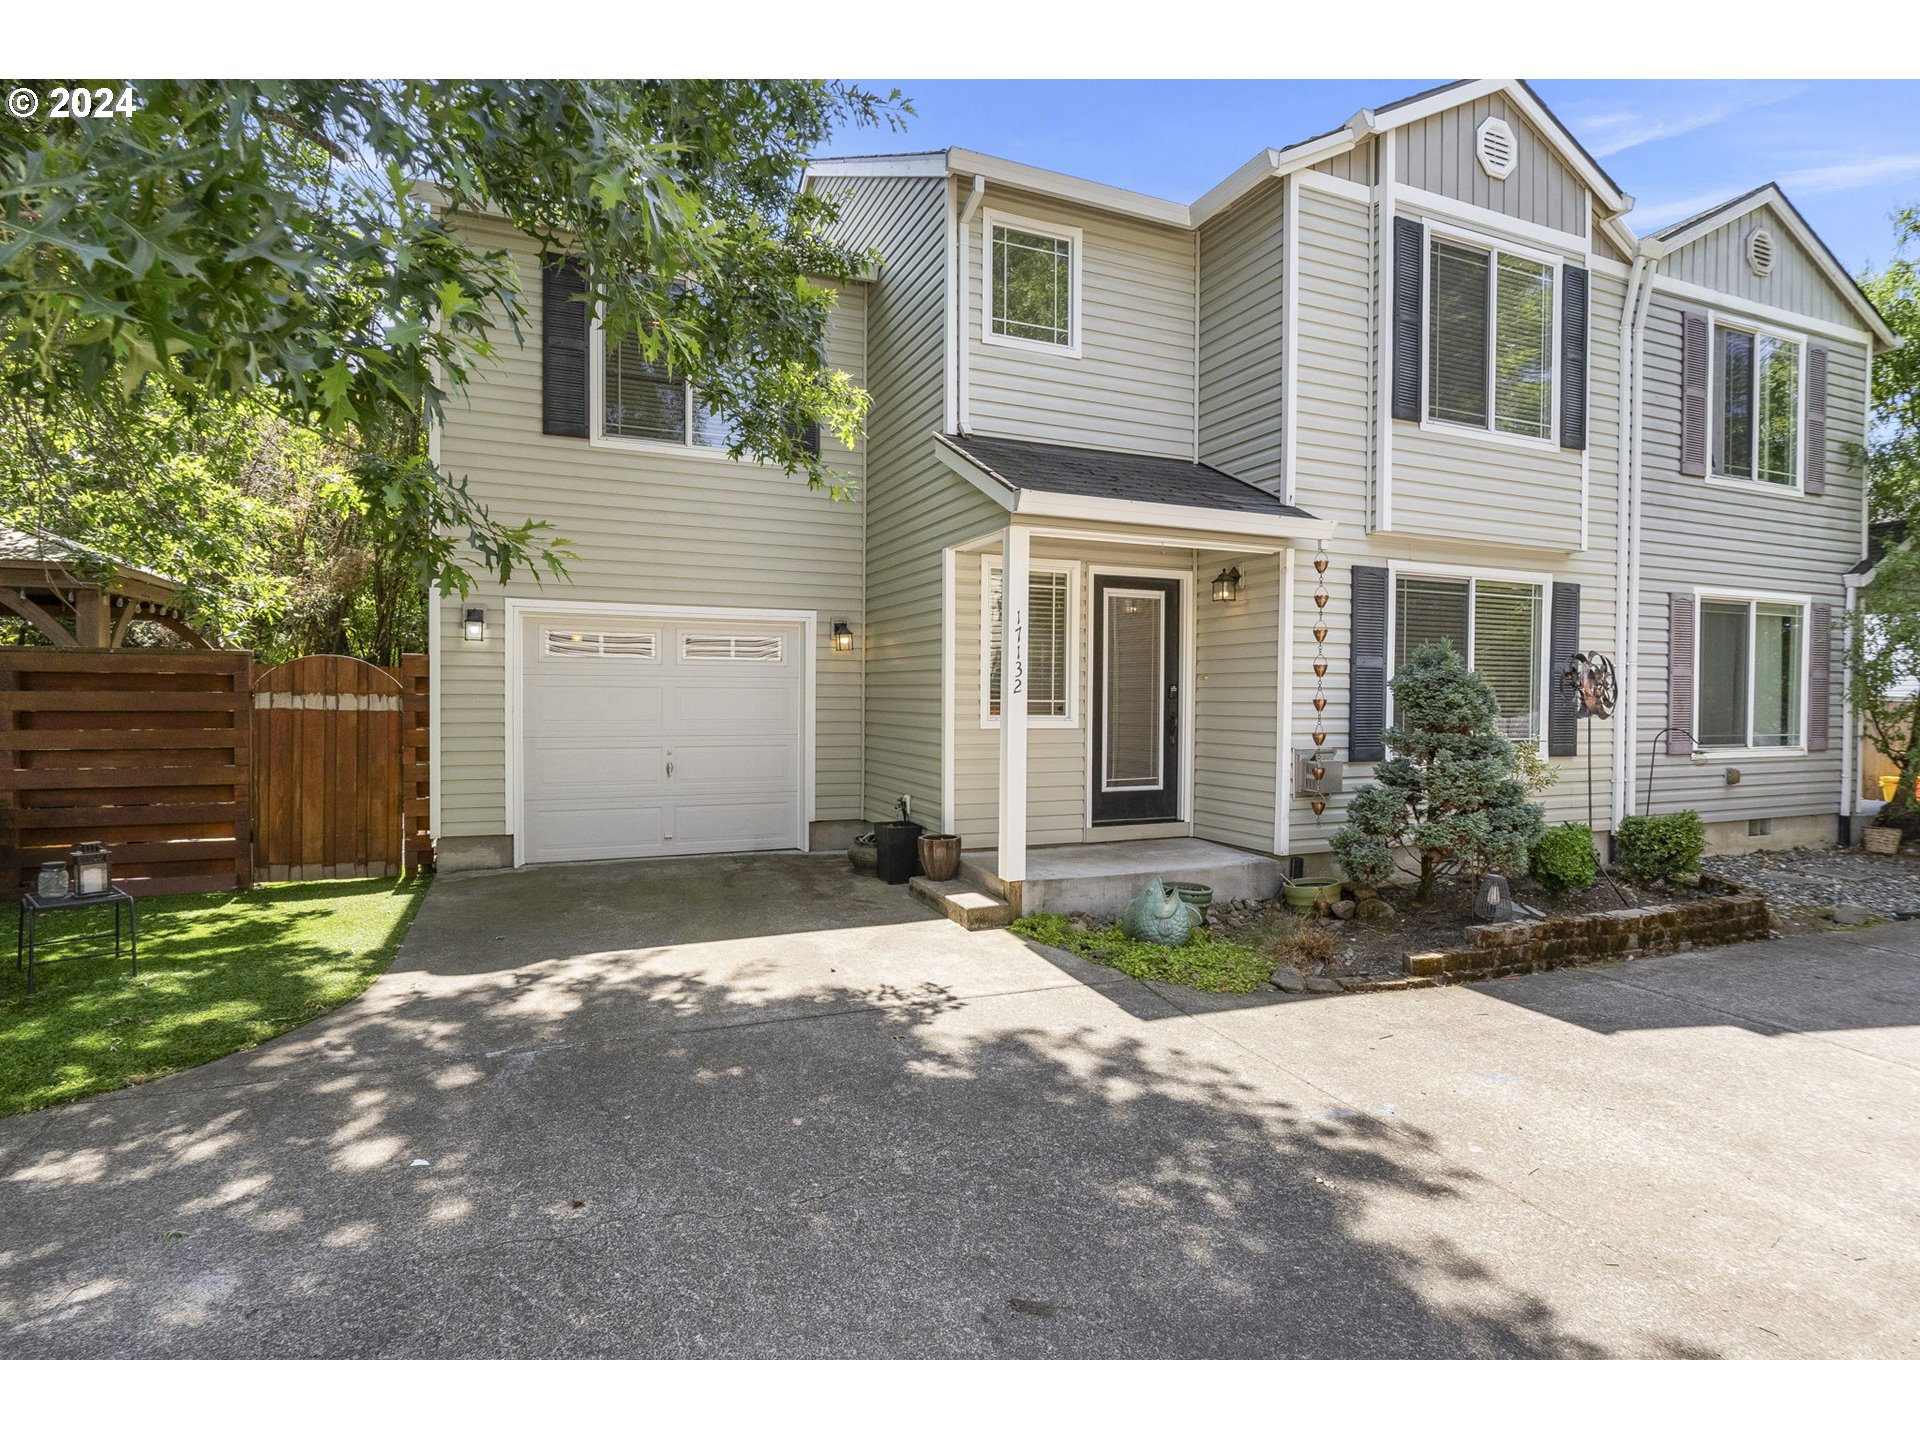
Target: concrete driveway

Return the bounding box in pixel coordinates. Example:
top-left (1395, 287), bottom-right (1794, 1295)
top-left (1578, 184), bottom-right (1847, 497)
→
top-left (2, 853), bottom-right (1916, 1358)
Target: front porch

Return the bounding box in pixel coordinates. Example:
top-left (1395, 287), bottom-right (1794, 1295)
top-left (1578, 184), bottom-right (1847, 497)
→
top-left (927, 432), bottom-right (1338, 921)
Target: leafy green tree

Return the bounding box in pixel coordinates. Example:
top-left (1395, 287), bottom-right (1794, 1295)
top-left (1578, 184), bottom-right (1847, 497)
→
top-left (1846, 545), bottom-right (1920, 836)
top-left (1331, 642), bottom-right (1546, 905)
top-left (1862, 206), bottom-right (1920, 528)
top-left (0, 79), bottom-right (905, 598)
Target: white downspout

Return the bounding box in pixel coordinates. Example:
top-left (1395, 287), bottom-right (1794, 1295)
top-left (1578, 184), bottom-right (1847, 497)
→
top-left (957, 175), bottom-right (986, 436)
top-left (1610, 249), bottom-right (1649, 831)
top-left (1619, 242), bottom-right (1662, 822)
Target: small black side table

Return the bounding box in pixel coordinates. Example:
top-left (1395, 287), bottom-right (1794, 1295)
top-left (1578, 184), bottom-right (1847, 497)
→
top-left (16, 886), bottom-right (138, 996)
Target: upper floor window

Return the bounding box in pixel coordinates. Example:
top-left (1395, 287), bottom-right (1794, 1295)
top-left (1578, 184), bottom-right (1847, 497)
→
top-left (985, 212), bottom-right (1081, 356)
top-left (1427, 235), bottom-right (1555, 442)
top-left (1697, 596), bottom-right (1804, 749)
top-left (1712, 322), bottom-right (1800, 487)
top-left (1394, 572), bottom-right (1544, 744)
top-left (601, 328), bottom-right (735, 449)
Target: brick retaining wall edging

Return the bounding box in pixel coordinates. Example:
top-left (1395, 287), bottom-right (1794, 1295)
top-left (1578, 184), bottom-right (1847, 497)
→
top-left (1397, 883), bottom-right (1772, 985)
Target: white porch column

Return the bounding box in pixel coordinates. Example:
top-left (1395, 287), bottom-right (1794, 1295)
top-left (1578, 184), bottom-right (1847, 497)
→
top-left (997, 524), bottom-right (1029, 888)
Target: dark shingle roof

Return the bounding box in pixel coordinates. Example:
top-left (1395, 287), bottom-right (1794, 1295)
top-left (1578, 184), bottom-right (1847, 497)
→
top-left (941, 434), bottom-right (1318, 519)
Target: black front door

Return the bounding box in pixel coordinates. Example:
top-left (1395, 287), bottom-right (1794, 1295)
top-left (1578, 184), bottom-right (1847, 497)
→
top-left (1091, 575), bottom-right (1181, 825)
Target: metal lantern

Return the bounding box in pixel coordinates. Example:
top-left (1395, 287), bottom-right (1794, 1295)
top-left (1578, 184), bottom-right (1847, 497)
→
top-left (831, 620), bottom-right (854, 653)
top-left (35, 861), bottom-right (70, 900)
top-left (1211, 566), bottom-right (1242, 603)
top-left (70, 841), bottom-right (111, 897)
top-left (463, 607), bottom-right (486, 642)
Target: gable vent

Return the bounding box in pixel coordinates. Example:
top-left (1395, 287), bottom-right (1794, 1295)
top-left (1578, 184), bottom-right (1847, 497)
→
top-left (681, 634), bottom-right (785, 662)
top-left (1746, 228), bottom-right (1775, 277)
top-left (1475, 117), bottom-right (1518, 180)
top-left (544, 629), bottom-right (658, 659)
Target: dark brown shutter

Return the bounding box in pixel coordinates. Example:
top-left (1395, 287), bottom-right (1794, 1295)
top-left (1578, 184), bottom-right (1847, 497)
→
top-left (1804, 345), bottom-right (1829, 495)
top-left (1391, 217), bottom-right (1424, 423)
top-left (1808, 601), bottom-right (1833, 751)
top-left (1667, 592), bottom-right (1696, 754)
top-left (1548, 582), bottom-right (1581, 757)
top-left (1349, 565), bottom-right (1389, 763)
top-left (1679, 308), bottom-right (1710, 478)
top-left (542, 257), bottom-right (591, 438)
top-left (1559, 266), bottom-right (1589, 451)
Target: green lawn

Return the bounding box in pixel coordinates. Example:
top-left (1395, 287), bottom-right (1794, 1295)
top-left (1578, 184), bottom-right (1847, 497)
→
top-left (1011, 911), bottom-right (1276, 993)
top-left (0, 877), bottom-right (427, 1117)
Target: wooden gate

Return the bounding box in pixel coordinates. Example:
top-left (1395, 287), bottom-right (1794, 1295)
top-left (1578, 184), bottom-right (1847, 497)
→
top-left (252, 656), bottom-right (415, 880)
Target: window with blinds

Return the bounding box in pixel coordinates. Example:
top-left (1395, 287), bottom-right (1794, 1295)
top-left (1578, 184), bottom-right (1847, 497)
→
top-left (1428, 236), bottom-right (1556, 440)
top-left (603, 329), bottom-right (735, 448)
top-left (987, 565), bottom-right (1073, 721)
top-left (1393, 574), bottom-right (1543, 742)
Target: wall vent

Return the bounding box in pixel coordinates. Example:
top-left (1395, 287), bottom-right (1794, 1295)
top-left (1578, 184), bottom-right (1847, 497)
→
top-left (1475, 117), bottom-right (1518, 180)
top-left (1746, 228), bottom-right (1775, 277)
top-left (544, 629), bottom-right (657, 659)
top-left (681, 634), bottom-right (784, 662)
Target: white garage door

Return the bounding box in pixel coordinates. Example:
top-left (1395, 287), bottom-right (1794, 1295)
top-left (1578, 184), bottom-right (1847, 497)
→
top-left (519, 614), bottom-right (805, 864)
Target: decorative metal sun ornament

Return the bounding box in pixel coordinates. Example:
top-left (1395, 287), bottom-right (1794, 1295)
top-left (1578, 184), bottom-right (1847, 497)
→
top-left (1307, 540), bottom-right (1332, 816)
top-left (1562, 650), bottom-right (1618, 721)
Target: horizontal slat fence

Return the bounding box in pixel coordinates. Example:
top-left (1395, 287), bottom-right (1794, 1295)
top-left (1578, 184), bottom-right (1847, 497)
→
top-left (1, 650), bottom-right (253, 896)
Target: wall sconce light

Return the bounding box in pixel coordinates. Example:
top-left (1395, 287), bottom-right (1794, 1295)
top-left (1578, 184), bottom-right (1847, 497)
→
top-left (1211, 566), bottom-right (1242, 603)
top-left (831, 620), bottom-right (855, 653)
top-left (463, 607), bottom-right (486, 643)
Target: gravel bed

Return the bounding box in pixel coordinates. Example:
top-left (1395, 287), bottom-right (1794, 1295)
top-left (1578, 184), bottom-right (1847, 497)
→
top-left (1702, 846), bottom-right (1920, 921)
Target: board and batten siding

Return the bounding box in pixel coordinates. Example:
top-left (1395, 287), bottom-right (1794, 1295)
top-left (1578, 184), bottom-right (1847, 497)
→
top-left (433, 211), bottom-right (867, 846)
top-left (1659, 202), bottom-right (1861, 333)
top-left (965, 185), bottom-right (1197, 458)
top-left (1393, 91), bottom-right (1590, 239)
top-left (816, 173), bottom-right (1005, 830)
top-left (1631, 281), bottom-right (1866, 825)
top-left (1277, 182), bottom-right (1624, 857)
top-left (1197, 179), bottom-right (1287, 492)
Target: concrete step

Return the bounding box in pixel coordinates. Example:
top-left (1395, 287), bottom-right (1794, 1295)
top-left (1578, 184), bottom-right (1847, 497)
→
top-left (957, 855), bottom-right (1007, 899)
top-left (909, 875), bottom-right (1014, 930)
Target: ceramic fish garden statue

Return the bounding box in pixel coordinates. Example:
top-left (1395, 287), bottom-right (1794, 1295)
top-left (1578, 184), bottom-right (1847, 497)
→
top-left (1120, 877), bottom-right (1202, 947)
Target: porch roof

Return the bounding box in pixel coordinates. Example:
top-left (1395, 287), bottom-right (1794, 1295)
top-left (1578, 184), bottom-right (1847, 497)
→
top-left (933, 433), bottom-right (1333, 541)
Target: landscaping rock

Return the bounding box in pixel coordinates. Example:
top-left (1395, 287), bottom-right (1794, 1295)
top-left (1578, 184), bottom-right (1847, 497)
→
top-left (1832, 903), bottom-right (1875, 927)
top-left (1303, 976), bottom-right (1344, 994)
top-left (1268, 964), bottom-right (1307, 993)
top-left (1356, 898), bottom-right (1395, 922)
top-left (1330, 900), bottom-right (1357, 921)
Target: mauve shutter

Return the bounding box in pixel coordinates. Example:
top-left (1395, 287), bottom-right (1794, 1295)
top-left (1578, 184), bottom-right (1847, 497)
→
top-left (1804, 345), bottom-right (1829, 495)
top-left (542, 257), bottom-right (590, 438)
top-left (1349, 565), bottom-right (1389, 763)
top-left (1808, 601), bottom-right (1833, 751)
top-left (1679, 308), bottom-right (1709, 477)
top-left (1560, 265), bottom-right (1588, 451)
top-left (1391, 217), bottom-right (1424, 423)
top-left (1667, 592), bottom-right (1695, 754)
top-left (1548, 582), bottom-right (1581, 757)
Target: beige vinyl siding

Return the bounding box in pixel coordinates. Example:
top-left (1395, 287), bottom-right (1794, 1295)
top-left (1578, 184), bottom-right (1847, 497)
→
top-left (1660, 204), bottom-right (1862, 332)
top-left (433, 212), bottom-right (867, 840)
top-left (816, 173), bottom-right (1004, 830)
top-left (1192, 549), bottom-right (1281, 850)
top-left (1394, 92), bottom-right (1590, 239)
top-left (1631, 285), bottom-right (1865, 824)
top-left (965, 185), bottom-right (1196, 457)
top-left (1197, 180), bottom-right (1286, 492)
top-left (1280, 184), bottom-right (1624, 858)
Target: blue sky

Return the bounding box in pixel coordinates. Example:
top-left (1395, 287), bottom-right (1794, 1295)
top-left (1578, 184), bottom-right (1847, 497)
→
top-left (821, 80), bottom-right (1920, 273)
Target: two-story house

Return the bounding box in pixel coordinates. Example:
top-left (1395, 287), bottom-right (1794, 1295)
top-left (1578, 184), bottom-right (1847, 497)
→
top-left (427, 79), bottom-right (1896, 921)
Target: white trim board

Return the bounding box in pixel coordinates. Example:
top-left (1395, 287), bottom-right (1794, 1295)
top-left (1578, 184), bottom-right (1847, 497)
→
top-left (1648, 275), bottom-right (1875, 349)
top-left (502, 598), bottom-right (819, 869)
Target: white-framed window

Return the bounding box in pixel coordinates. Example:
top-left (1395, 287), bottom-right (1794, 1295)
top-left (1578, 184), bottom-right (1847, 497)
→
top-left (1425, 230), bottom-right (1558, 444)
top-left (596, 323), bottom-right (737, 450)
top-left (982, 558), bottom-right (1078, 727)
top-left (982, 210), bottom-right (1083, 357)
top-left (1390, 568), bottom-right (1546, 745)
top-left (1695, 593), bottom-right (1807, 750)
top-left (1711, 317), bottom-right (1802, 489)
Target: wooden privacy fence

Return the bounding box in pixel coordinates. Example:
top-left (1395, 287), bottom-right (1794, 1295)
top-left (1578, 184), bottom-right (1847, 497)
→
top-left (0, 649), bottom-right (431, 897)
top-left (0, 649), bottom-right (254, 896)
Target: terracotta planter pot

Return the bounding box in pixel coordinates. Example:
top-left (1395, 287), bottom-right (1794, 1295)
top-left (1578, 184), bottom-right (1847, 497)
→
top-left (918, 833), bottom-right (962, 882)
top-left (1865, 825), bottom-right (1901, 856)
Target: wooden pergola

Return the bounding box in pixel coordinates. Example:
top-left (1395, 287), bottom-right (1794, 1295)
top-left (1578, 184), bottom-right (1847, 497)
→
top-left (0, 522), bottom-right (212, 649)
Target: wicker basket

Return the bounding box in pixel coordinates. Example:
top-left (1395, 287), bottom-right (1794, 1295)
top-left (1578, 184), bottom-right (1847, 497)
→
top-left (1864, 825), bottom-right (1901, 856)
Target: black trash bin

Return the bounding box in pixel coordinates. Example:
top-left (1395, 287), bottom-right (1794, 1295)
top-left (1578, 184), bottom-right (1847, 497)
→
top-left (873, 819), bottom-right (924, 885)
